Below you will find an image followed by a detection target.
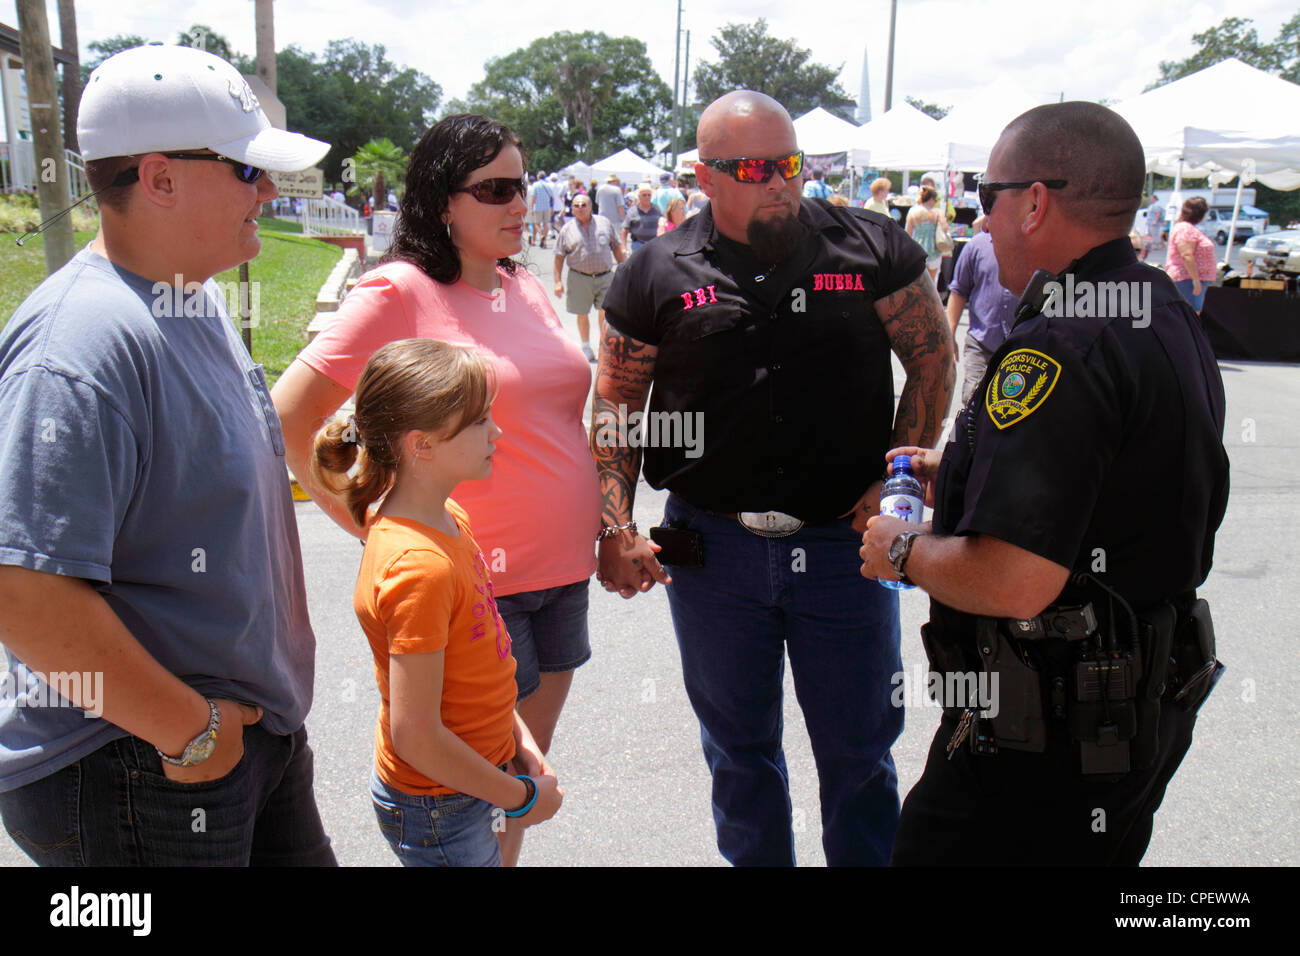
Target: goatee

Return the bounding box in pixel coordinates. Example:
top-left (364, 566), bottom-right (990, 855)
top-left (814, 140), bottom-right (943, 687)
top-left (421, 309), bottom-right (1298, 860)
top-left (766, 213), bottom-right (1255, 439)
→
top-left (747, 210), bottom-right (805, 265)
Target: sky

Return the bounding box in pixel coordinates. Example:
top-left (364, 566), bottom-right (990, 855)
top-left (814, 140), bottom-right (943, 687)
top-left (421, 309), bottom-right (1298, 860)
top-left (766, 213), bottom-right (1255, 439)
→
top-left (7, 0), bottom-right (1299, 127)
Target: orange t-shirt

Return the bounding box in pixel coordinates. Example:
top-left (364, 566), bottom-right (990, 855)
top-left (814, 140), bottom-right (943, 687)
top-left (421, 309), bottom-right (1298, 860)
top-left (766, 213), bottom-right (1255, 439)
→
top-left (355, 502), bottom-right (517, 795)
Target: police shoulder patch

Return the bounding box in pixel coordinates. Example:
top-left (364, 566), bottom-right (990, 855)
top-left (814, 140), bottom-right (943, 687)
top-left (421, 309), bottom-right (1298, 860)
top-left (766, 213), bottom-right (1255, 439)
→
top-left (985, 348), bottom-right (1062, 429)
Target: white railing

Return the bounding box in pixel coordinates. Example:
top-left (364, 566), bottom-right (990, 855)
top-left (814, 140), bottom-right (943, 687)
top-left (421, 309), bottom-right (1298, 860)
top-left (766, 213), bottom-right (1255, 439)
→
top-left (2, 141), bottom-right (91, 202)
top-left (302, 195), bottom-right (364, 236)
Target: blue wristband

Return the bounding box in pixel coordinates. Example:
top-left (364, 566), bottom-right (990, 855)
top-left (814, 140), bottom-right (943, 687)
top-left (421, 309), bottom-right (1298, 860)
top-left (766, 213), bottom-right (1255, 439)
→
top-left (503, 775), bottom-right (538, 818)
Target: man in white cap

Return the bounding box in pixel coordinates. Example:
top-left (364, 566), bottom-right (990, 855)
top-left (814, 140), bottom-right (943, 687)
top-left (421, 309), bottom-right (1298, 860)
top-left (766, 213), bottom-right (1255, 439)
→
top-left (0, 45), bottom-right (334, 866)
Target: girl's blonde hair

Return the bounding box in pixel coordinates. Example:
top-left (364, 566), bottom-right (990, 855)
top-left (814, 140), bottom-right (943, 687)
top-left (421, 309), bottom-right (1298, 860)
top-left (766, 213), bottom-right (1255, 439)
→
top-left (311, 339), bottom-right (495, 528)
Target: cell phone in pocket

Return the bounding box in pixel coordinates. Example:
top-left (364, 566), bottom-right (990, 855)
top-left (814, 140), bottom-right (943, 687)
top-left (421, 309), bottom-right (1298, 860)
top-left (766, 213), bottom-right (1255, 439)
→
top-left (649, 526), bottom-right (704, 568)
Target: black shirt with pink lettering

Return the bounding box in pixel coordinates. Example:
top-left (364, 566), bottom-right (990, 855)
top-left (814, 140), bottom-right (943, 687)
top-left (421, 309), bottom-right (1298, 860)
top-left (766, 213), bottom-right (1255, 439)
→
top-left (603, 200), bottom-right (925, 522)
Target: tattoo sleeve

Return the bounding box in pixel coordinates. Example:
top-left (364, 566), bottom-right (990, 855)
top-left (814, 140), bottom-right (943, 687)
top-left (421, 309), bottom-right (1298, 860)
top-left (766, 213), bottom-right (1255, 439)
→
top-left (590, 324), bottom-right (658, 526)
top-left (874, 272), bottom-right (957, 449)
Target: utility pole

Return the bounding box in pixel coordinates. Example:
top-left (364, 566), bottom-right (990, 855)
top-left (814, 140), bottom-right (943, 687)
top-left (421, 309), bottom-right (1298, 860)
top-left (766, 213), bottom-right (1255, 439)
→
top-left (244, 0), bottom-right (277, 354)
top-left (670, 0), bottom-right (682, 169)
top-left (17, 0), bottom-right (75, 273)
top-left (680, 29), bottom-right (690, 158)
top-left (57, 0), bottom-right (79, 153)
top-left (255, 0), bottom-right (276, 93)
top-left (884, 0), bottom-right (897, 112)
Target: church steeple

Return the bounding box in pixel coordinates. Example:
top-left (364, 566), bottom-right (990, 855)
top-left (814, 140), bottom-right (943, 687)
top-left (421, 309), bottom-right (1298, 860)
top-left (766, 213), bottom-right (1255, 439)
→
top-left (856, 46), bottom-right (872, 125)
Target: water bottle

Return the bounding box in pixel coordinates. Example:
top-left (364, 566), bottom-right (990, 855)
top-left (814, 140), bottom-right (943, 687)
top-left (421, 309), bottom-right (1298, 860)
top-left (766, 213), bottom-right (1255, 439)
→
top-left (879, 455), bottom-right (924, 591)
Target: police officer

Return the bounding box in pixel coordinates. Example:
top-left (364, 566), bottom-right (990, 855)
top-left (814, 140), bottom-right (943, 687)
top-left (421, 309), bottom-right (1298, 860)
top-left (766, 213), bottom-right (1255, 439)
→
top-left (593, 90), bottom-right (955, 866)
top-left (859, 102), bottom-right (1229, 865)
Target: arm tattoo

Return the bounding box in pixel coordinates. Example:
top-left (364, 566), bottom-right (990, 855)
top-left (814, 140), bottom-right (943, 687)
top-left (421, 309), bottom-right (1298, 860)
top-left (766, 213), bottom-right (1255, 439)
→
top-left (591, 325), bottom-right (658, 526)
top-left (875, 273), bottom-right (956, 448)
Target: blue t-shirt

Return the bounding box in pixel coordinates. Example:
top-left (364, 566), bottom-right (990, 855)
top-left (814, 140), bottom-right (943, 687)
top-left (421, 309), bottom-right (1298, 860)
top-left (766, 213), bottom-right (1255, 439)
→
top-left (0, 247), bottom-right (316, 791)
top-left (947, 231), bottom-right (1017, 351)
top-left (803, 179), bottom-right (833, 200)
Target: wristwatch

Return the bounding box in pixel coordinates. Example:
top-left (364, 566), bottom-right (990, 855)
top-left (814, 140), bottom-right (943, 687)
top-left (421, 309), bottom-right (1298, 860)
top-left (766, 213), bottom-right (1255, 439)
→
top-left (157, 697), bottom-right (221, 767)
top-left (887, 531), bottom-right (922, 585)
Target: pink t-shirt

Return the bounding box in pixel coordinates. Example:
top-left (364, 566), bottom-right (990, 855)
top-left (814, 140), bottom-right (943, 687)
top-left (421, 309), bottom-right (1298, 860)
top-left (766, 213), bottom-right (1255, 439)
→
top-left (299, 261), bottom-right (600, 595)
top-left (1166, 221), bottom-right (1218, 282)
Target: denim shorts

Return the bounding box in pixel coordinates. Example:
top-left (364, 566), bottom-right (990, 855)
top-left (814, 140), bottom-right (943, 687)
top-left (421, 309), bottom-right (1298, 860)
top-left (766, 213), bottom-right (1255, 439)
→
top-left (370, 768), bottom-right (502, 867)
top-left (495, 579), bottom-right (591, 700)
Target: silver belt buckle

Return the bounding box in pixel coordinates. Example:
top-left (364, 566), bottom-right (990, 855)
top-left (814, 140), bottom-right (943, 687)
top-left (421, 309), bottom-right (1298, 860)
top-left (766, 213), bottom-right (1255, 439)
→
top-left (737, 511), bottom-right (804, 537)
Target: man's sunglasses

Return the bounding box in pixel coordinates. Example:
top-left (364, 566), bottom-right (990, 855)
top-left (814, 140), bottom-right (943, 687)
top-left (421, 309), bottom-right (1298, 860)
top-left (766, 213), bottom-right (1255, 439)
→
top-left (977, 174), bottom-right (1068, 213)
top-left (701, 151), bottom-right (804, 184)
top-left (453, 177), bottom-right (528, 205)
top-left (110, 153), bottom-right (266, 187)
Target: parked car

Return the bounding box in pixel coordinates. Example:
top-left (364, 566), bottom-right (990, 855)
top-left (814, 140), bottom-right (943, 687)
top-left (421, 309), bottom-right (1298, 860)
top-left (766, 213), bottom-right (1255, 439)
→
top-left (1240, 229), bottom-right (1300, 275)
top-left (1196, 207), bottom-right (1266, 245)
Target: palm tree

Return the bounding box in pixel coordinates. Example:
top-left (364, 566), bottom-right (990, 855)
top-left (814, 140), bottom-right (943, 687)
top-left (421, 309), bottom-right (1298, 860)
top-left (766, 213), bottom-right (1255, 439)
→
top-left (350, 138), bottom-right (407, 207)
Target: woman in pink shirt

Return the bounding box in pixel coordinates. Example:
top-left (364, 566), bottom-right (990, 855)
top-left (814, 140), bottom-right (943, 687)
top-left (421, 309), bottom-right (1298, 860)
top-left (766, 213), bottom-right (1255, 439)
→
top-left (272, 115), bottom-right (600, 866)
top-left (1166, 196), bottom-right (1219, 312)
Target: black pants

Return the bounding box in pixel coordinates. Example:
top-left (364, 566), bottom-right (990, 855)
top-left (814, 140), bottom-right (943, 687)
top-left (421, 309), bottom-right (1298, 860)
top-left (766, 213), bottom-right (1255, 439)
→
top-left (891, 700), bottom-right (1198, 865)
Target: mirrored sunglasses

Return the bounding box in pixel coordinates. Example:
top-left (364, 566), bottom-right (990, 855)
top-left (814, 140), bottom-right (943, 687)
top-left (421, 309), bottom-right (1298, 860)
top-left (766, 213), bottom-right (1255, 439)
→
top-left (701, 151), bottom-right (804, 184)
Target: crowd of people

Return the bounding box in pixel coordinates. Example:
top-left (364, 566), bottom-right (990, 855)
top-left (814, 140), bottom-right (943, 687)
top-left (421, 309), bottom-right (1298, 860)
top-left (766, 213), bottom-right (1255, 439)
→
top-left (0, 44), bottom-right (1229, 870)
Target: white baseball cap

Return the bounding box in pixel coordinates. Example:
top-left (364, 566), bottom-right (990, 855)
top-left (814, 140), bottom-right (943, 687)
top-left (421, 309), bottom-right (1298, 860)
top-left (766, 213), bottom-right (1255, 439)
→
top-left (78, 45), bottom-right (329, 172)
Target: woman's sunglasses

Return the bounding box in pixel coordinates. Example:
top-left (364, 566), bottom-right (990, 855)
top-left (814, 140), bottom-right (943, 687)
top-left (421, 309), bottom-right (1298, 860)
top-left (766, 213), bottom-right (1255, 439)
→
top-left (453, 177), bottom-right (529, 205)
top-left (700, 151), bottom-right (804, 184)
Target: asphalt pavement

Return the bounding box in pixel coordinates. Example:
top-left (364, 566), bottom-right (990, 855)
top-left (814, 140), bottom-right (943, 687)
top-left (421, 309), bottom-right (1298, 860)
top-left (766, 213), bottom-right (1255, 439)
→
top-left (0, 235), bottom-right (1293, 868)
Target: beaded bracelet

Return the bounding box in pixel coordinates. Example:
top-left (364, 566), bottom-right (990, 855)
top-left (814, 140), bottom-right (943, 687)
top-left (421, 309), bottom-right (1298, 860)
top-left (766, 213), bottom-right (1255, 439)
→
top-left (596, 520), bottom-right (637, 542)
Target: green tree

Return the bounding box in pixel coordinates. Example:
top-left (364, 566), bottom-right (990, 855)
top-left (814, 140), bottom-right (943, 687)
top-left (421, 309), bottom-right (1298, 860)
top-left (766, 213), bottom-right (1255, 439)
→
top-left (692, 20), bottom-right (856, 123)
top-left (1274, 12), bottom-right (1300, 83)
top-left (905, 96), bottom-right (951, 120)
top-left (463, 32), bottom-right (673, 173)
top-left (273, 41), bottom-right (441, 182)
top-left (349, 138), bottom-right (407, 206)
top-left (175, 24), bottom-right (240, 65)
top-left (80, 34), bottom-right (150, 85)
top-left (1148, 15), bottom-right (1285, 89)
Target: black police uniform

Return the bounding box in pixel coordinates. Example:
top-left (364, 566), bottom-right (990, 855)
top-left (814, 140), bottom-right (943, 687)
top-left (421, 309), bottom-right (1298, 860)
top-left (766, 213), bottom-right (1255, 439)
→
top-left (603, 200), bottom-right (925, 521)
top-left (891, 237), bottom-right (1230, 865)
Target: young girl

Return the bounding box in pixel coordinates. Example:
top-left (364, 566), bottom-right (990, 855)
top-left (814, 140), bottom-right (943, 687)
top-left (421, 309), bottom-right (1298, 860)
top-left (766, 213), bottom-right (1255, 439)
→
top-left (312, 338), bottom-right (562, 866)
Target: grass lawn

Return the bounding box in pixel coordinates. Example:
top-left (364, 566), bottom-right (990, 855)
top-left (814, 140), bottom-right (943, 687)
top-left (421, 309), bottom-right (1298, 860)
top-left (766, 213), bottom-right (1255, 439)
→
top-left (1, 218), bottom-right (340, 387)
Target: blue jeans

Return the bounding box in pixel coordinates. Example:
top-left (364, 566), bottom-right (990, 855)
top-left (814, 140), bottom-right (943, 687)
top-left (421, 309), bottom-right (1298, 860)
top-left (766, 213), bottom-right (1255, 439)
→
top-left (0, 724), bottom-right (335, 866)
top-left (370, 768), bottom-right (502, 867)
top-left (661, 494), bottom-right (904, 866)
top-left (1173, 278), bottom-right (1207, 312)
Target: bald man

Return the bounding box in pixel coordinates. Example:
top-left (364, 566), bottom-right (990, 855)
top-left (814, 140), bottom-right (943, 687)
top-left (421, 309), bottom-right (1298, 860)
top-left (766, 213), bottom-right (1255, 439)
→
top-left (593, 91), bottom-right (954, 866)
top-left (860, 102), bottom-right (1229, 864)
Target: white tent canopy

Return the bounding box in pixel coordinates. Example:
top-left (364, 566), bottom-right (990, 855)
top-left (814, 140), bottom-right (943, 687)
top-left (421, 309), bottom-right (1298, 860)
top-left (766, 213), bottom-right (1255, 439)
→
top-left (1180, 127), bottom-right (1300, 191)
top-left (587, 148), bottom-right (670, 186)
top-left (931, 86), bottom-right (1053, 170)
top-left (848, 102), bottom-right (978, 171)
top-left (1112, 58), bottom-right (1300, 189)
top-left (792, 106), bottom-right (867, 164)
